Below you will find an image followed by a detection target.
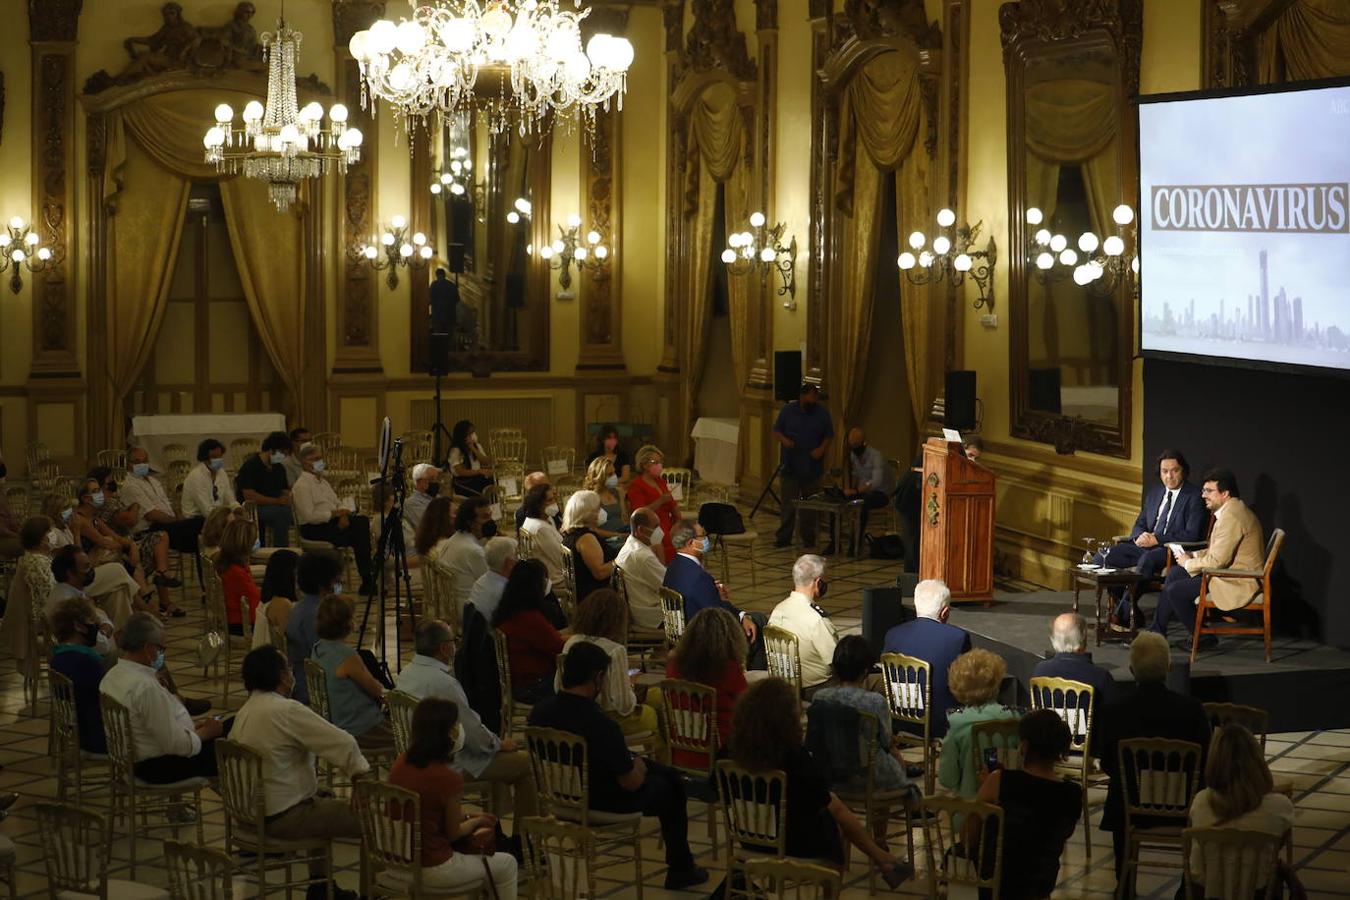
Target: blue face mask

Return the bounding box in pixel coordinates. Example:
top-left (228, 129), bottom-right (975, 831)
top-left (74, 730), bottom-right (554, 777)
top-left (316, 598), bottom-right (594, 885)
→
top-left (312, 460), bottom-right (326, 473)
top-left (252, 538), bottom-right (262, 553)
top-left (332, 583), bottom-right (343, 595)
top-left (152, 649), bottom-right (166, 671)
top-left (270, 452), bottom-right (287, 465)
top-left (61, 508), bottom-right (73, 523)
top-left (132, 463), bottom-right (151, 478)
top-left (210, 457), bottom-right (226, 471)
top-left (91, 492), bottom-right (106, 508)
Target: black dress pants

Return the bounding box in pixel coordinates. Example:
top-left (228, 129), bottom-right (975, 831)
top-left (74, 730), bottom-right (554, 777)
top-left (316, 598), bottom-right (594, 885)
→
top-left (300, 517), bottom-right (374, 587)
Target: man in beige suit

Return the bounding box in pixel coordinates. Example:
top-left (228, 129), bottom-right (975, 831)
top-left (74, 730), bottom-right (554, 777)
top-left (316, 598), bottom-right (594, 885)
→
top-left (1146, 468), bottom-right (1264, 650)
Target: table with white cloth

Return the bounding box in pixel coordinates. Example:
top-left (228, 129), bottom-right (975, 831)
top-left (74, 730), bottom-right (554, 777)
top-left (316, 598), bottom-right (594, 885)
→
top-left (131, 413), bottom-right (287, 465)
top-left (691, 417), bottom-right (740, 486)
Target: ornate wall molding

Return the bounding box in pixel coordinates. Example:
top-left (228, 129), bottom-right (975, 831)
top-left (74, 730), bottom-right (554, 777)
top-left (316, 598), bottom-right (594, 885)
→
top-left (27, 0), bottom-right (81, 41)
top-left (679, 0), bottom-right (757, 81)
top-left (1202, 0), bottom-right (1297, 89)
top-left (999, 0), bottom-right (1143, 96)
top-left (577, 104), bottom-right (626, 370)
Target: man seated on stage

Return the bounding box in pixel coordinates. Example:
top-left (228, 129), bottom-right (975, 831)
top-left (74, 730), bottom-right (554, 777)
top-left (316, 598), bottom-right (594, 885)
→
top-left (843, 427), bottom-right (894, 556)
top-left (768, 554), bottom-right (838, 696)
top-left (663, 520), bottom-right (766, 670)
top-left (772, 382), bottom-right (834, 550)
top-left (403, 463), bottom-right (442, 537)
top-left (882, 579), bottom-right (969, 738)
top-left (236, 432), bottom-right (295, 548)
top-left (1033, 613), bottom-right (1115, 705)
top-left (1145, 468), bottom-right (1264, 652)
top-left (293, 445), bottom-right (375, 596)
top-left (1101, 449), bottom-right (1206, 631)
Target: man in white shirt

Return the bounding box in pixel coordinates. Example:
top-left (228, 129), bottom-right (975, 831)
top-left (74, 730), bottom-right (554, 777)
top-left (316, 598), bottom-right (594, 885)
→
top-left (292, 445), bottom-right (374, 595)
top-left (395, 621), bottom-right (538, 830)
top-left (99, 613), bottom-right (225, 782)
top-left (181, 438), bottom-right (234, 520)
top-left (403, 463), bottom-right (442, 538)
top-left (767, 554), bottom-right (839, 695)
top-left (467, 536), bottom-right (517, 625)
top-left (615, 509), bottom-right (666, 631)
top-left (231, 645), bottom-right (368, 900)
top-left (120, 446), bottom-right (204, 553)
top-left (441, 497), bottom-right (493, 598)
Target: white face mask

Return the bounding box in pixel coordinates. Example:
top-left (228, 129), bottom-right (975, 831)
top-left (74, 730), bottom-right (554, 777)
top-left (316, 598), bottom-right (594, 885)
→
top-left (452, 724), bottom-right (466, 754)
top-left (648, 525), bottom-right (665, 547)
top-left (605, 474), bottom-right (619, 489)
top-left (596, 508), bottom-right (608, 527)
top-left (544, 502), bottom-right (560, 518)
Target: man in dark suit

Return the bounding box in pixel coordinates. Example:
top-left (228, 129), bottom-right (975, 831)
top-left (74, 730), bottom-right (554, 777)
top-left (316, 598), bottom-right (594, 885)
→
top-left (662, 520), bottom-right (766, 670)
top-left (1033, 613), bottom-right (1115, 705)
top-left (882, 579), bottom-right (970, 738)
top-left (1094, 632), bottom-right (1210, 889)
top-left (1101, 448), bottom-right (1207, 630)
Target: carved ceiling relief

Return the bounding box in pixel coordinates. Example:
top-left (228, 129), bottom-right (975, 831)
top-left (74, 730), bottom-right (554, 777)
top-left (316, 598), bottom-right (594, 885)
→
top-left (998, 0), bottom-right (1143, 94)
top-left (680, 0), bottom-right (757, 80)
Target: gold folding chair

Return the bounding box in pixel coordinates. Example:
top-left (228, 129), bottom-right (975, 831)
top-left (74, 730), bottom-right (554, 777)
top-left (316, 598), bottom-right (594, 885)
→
top-left (660, 679), bottom-right (723, 859)
top-left (558, 545), bottom-right (579, 621)
top-left (1030, 676), bottom-right (1108, 858)
top-left (422, 558), bottom-right (462, 638)
top-left (615, 566), bottom-right (665, 665)
top-left (969, 719), bottom-right (1024, 775)
top-left (542, 446), bottom-right (576, 480)
top-left (920, 794), bottom-right (1004, 898)
top-left (163, 840), bottom-right (235, 900)
top-left (36, 802), bottom-right (168, 900)
top-left (763, 625), bottom-right (805, 700)
top-left (492, 628), bottom-right (530, 739)
top-left (1182, 826), bottom-right (1285, 900)
top-left (660, 586), bottom-right (687, 646)
top-left (1116, 737), bottom-right (1204, 900)
top-left (743, 858), bottom-right (843, 899)
top-left (715, 761), bottom-right (799, 900)
top-left (879, 652), bottom-right (937, 794)
top-left (354, 781), bottom-right (486, 899)
top-left (49, 670), bottom-right (110, 807)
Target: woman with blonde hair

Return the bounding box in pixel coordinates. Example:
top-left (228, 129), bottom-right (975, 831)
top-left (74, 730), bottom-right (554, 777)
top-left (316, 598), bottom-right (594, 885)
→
top-left (558, 588), bottom-right (661, 747)
top-left (937, 648), bottom-right (1020, 800)
top-left (624, 445), bottom-right (680, 563)
top-left (216, 518), bottom-right (261, 634)
top-left (582, 456), bottom-right (628, 548)
top-left (560, 490), bottom-right (615, 604)
top-left (665, 607), bottom-right (747, 769)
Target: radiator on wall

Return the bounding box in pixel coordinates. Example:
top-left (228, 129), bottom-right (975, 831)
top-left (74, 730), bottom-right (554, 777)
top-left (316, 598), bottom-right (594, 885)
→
top-left (409, 397), bottom-right (556, 463)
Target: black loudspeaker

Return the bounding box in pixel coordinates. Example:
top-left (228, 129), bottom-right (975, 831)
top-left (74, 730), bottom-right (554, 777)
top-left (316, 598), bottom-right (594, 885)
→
top-left (1165, 660), bottom-right (1191, 697)
top-left (448, 243), bottom-right (466, 274)
top-left (945, 370), bottom-right (977, 430)
top-left (861, 573), bottom-right (919, 650)
top-left (774, 351), bottom-right (802, 402)
top-left (429, 332), bottom-right (451, 377)
top-left (1029, 367), bottom-right (1063, 413)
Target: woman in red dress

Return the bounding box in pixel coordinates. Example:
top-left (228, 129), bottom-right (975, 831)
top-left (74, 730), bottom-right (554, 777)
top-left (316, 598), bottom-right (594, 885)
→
top-left (664, 607), bottom-right (748, 771)
top-left (625, 445), bottom-right (681, 564)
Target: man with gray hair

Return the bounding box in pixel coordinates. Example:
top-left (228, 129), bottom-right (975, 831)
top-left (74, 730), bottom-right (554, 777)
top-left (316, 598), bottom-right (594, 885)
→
top-left (1095, 631), bottom-right (1210, 887)
top-left (615, 508), bottom-right (667, 630)
top-left (467, 536), bottom-right (518, 625)
top-left (292, 444), bottom-right (374, 595)
top-left (767, 555), bottom-right (838, 693)
top-left (663, 519), bottom-right (767, 669)
top-left (100, 612), bottom-right (227, 782)
top-left (1032, 612), bottom-right (1115, 703)
top-left (881, 579), bottom-right (970, 737)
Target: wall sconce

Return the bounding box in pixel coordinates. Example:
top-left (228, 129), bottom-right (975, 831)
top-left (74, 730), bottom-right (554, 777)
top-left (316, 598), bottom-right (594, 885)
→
top-left (538, 214), bottom-right (610, 301)
top-left (722, 211), bottom-right (798, 302)
top-left (0, 216), bottom-right (53, 294)
top-left (506, 197), bottom-right (532, 225)
top-left (430, 146), bottom-right (485, 211)
top-left (897, 208), bottom-right (997, 310)
top-left (1027, 203), bottom-right (1138, 297)
top-left (349, 214), bottom-right (434, 289)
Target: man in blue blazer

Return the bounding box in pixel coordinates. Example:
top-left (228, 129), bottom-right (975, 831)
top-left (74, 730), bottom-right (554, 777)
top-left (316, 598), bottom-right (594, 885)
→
top-left (1032, 613), bottom-right (1115, 706)
top-left (662, 520), bottom-right (767, 670)
top-left (1100, 448), bottom-right (1207, 629)
top-left (882, 579), bottom-right (970, 738)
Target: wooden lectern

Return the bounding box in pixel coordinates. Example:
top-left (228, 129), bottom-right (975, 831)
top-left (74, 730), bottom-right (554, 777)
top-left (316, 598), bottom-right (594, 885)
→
top-left (920, 438), bottom-right (996, 602)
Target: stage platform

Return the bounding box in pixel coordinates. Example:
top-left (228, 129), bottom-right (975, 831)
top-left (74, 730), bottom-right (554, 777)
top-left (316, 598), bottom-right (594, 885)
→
top-left (955, 589), bottom-right (1350, 734)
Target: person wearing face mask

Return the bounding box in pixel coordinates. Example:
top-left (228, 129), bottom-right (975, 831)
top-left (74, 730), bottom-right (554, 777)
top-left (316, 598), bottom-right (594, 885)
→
top-left (181, 438), bottom-right (235, 519)
top-left (120, 446), bottom-right (206, 563)
top-left (586, 423), bottom-right (634, 482)
top-left (663, 520), bottom-right (768, 670)
top-left (70, 477), bottom-right (162, 616)
top-left (513, 471), bottom-right (559, 531)
top-left (283, 426), bottom-right (313, 487)
top-left (231, 646), bottom-right (370, 900)
top-left (582, 457), bottom-right (628, 550)
top-left (50, 597), bottom-right (114, 755)
top-left (561, 490), bottom-right (617, 605)
top-left (842, 427), bottom-right (895, 556)
top-left (48, 546), bottom-right (118, 659)
top-left (99, 612), bottom-right (228, 783)
top-left (518, 483), bottom-right (568, 594)
top-left (625, 445), bottom-right (681, 564)
top-left (216, 519), bottom-right (263, 635)
top-left (234, 431), bottom-right (295, 548)
top-left (772, 383), bottom-right (835, 550)
top-left (447, 419), bottom-right (496, 499)
top-left (43, 497), bottom-right (142, 626)
top-left (404, 463), bottom-right (444, 538)
top-left (767, 554), bottom-right (839, 696)
top-left (285, 550), bottom-right (345, 704)
top-left (615, 508), bottom-right (667, 631)
top-left (436, 497), bottom-right (495, 599)
top-left (292, 445), bottom-right (375, 596)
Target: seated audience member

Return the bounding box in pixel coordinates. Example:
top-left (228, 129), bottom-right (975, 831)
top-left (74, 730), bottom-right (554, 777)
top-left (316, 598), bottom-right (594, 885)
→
top-left (962, 436), bottom-right (985, 462)
top-left (882, 578), bottom-right (970, 738)
top-left (403, 463), bottom-right (443, 538)
top-left (467, 537), bottom-right (518, 626)
top-left (448, 420), bottom-right (496, 498)
top-left (727, 678), bottom-right (900, 881)
top-left (49, 546), bottom-right (117, 657)
top-left (1101, 449), bottom-right (1206, 631)
top-left (664, 608), bottom-right (748, 770)
top-left (234, 432), bottom-right (295, 548)
top-left (0, 519), bottom-right (58, 660)
top-left (587, 424), bottom-right (634, 482)
top-left (615, 508), bottom-right (666, 630)
top-left (293, 445), bottom-right (375, 595)
top-left (843, 427), bottom-right (894, 555)
top-left (181, 438), bottom-right (234, 519)
top-left (492, 559), bottom-right (565, 704)
top-left (1096, 632), bottom-right (1211, 883)
top-left (1033, 612), bottom-right (1116, 705)
top-left (198, 505), bottom-right (236, 563)
top-left (231, 646), bottom-right (369, 900)
top-left (965, 710), bottom-right (1083, 900)
top-left (663, 520), bottom-right (766, 670)
top-left (582, 457), bottom-right (628, 548)
top-left (255, 550), bottom-right (299, 649)
top-left (558, 589), bottom-right (659, 743)
top-left (442, 497), bottom-right (495, 598)
top-left (1147, 468), bottom-right (1265, 651)
top-left (49, 596), bottom-right (111, 754)
top-left (937, 648), bottom-right (1020, 801)
top-left (47, 498), bottom-right (150, 623)
top-left (528, 642), bottom-right (709, 890)
top-left (121, 446), bottom-right (205, 557)
top-left (415, 496), bottom-right (456, 566)
top-left (100, 612), bottom-right (227, 782)
top-left (768, 554), bottom-right (839, 694)
top-left (216, 519), bottom-right (262, 635)
top-left (71, 477), bottom-right (161, 613)
top-left (561, 490), bottom-right (616, 604)
top-left (513, 472), bottom-right (557, 531)
top-left (283, 427), bottom-right (312, 486)
top-left (626, 445), bottom-right (680, 563)
top-left (518, 483), bottom-right (566, 593)
top-left (1187, 723), bottom-right (1294, 898)
top-left (285, 550), bottom-right (344, 705)
top-left (395, 621), bottom-right (538, 833)
top-left (811, 636), bottom-right (911, 798)
top-left (313, 594), bottom-right (395, 754)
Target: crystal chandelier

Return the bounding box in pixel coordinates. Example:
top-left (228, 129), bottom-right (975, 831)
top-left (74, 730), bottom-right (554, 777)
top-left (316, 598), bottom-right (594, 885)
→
top-left (203, 15), bottom-right (364, 212)
top-left (347, 0), bottom-right (634, 139)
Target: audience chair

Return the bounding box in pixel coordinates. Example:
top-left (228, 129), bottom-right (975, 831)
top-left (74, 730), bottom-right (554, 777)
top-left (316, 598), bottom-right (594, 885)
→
top-left (541, 446), bottom-right (576, 479)
top-left (1191, 529), bottom-right (1285, 663)
top-left (489, 428), bottom-right (526, 466)
top-left (1030, 676), bottom-right (1109, 859)
top-left (386, 689), bottom-right (420, 756)
top-left (558, 545), bottom-right (579, 622)
top-left (662, 467), bottom-right (694, 505)
top-left (1182, 826), bottom-right (1285, 900)
top-left (494, 462), bottom-right (526, 522)
top-left (491, 628), bottom-right (530, 740)
top-left (99, 694), bottom-right (208, 878)
top-left (1202, 703), bottom-right (1269, 751)
top-left (523, 726), bottom-right (645, 900)
top-left (422, 558), bottom-right (462, 639)
top-left (660, 679), bottom-right (723, 859)
top-left (614, 566), bottom-right (665, 665)
top-left (920, 794), bottom-right (1004, 899)
top-left (95, 448), bottom-right (127, 471)
top-left (161, 443), bottom-right (190, 463)
top-left (353, 781), bottom-right (485, 899)
top-left (305, 657), bottom-right (332, 722)
top-left (715, 528), bottom-right (759, 589)
top-left (401, 430), bottom-right (433, 464)
top-left (22, 572), bottom-right (53, 712)
top-left (162, 840), bottom-right (235, 900)
top-left (516, 527), bottom-right (536, 561)
top-left (763, 625), bottom-right (805, 701)
top-left (1116, 737), bottom-right (1204, 900)
top-left (969, 719), bottom-right (1024, 775)
top-left (25, 440), bottom-right (52, 472)
top-left (310, 432), bottom-right (343, 452)
top-left (49, 670), bottom-right (110, 808)
top-left (659, 587), bottom-right (687, 646)
top-left (223, 438), bottom-right (255, 472)
top-left (521, 815), bottom-right (597, 900)
top-left (203, 566), bottom-right (247, 704)
top-left (216, 739), bottom-right (331, 898)
top-left (35, 802), bottom-right (169, 900)
top-left (716, 761), bottom-right (810, 900)
top-left (743, 858), bottom-right (843, 900)
top-left (879, 653), bottom-right (938, 794)
top-left (2, 485), bottom-right (28, 519)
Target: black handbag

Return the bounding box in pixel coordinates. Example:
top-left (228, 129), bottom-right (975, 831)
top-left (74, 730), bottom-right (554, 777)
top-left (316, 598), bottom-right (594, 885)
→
top-left (698, 502), bottom-right (746, 536)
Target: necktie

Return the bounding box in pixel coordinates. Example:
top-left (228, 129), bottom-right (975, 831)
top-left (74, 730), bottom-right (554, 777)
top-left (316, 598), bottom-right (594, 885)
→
top-left (1158, 490), bottom-right (1174, 536)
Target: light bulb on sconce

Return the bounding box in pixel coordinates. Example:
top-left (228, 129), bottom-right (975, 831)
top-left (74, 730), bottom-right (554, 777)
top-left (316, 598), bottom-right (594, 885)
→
top-left (348, 215), bottom-right (435, 289)
top-left (721, 211), bottom-right (798, 306)
top-left (1024, 202), bottom-right (1138, 297)
top-left (0, 215), bottom-right (54, 293)
top-left (541, 215), bottom-right (612, 300)
top-left (897, 207), bottom-right (997, 310)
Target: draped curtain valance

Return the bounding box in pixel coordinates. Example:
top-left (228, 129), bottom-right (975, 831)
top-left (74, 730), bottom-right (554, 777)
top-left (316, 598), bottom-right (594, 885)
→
top-left (1258, 0), bottom-right (1350, 83)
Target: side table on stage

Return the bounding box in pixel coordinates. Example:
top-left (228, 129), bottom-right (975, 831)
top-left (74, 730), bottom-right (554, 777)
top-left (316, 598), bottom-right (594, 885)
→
top-left (793, 496), bottom-right (861, 557)
top-left (1072, 566), bottom-right (1141, 646)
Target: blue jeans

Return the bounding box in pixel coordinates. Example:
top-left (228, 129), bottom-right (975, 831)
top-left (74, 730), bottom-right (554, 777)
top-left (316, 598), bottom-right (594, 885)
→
top-left (256, 503), bottom-right (294, 547)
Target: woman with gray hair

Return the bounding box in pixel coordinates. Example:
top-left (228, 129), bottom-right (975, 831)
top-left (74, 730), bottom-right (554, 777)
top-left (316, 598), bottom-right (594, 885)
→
top-left (561, 490), bottom-right (616, 605)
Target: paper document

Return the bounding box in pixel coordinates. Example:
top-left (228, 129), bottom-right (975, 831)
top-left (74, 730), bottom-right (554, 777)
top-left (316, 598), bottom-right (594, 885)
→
top-left (546, 459), bottom-right (568, 476)
top-left (942, 428), bottom-right (962, 443)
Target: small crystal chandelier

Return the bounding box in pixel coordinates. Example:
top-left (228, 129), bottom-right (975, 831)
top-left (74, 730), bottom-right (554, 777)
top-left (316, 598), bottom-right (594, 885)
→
top-left (203, 14), bottom-right (363, 212)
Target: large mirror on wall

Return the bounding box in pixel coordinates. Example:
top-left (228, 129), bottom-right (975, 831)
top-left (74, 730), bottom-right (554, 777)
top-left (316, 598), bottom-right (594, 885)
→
top-left (1003, 2), bottom-right (1141, 456)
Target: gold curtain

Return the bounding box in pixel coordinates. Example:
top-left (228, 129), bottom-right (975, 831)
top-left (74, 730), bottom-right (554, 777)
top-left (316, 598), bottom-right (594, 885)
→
top-left (1258, 0), bottom-right (1350, 82)
top-left (723, 164), bottom-right (751, 393)
top-left (1026, 78), bottom-right (1117, 233)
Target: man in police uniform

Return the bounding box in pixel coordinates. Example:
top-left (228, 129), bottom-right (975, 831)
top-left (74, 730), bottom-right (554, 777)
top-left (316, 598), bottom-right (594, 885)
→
top-left (767, 554), bottom-right (838, 697)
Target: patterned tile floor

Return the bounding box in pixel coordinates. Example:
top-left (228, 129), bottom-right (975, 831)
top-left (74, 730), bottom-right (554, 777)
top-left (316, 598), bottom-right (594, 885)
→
top-left (4, 521), bottom-right (1349, 897)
